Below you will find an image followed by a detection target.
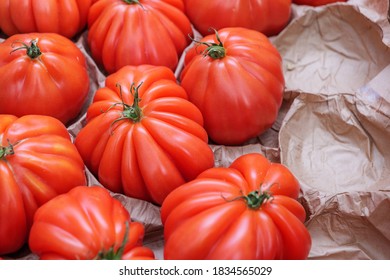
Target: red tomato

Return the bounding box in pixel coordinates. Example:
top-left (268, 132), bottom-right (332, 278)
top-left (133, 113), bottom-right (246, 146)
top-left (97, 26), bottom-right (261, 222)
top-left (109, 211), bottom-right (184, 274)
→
top-left (293, 0), bottom-right (347, 5)
top-left (87, 0), bottom-right (193, 74)
top-left (75, 65), bottom-right (215, 205)
top-left (0, 0), bottom-right (96, 38)
top-left (180, 28), bottom-right (285, 145)
top-left (183, 0), bottom-right (292, 36)
top-left (161, 153), bottom-right (312, 260)
top-left (0, 33), bottom-right (90, 125)
top-left (0, 115), bottom-right (87, 255)
top-left (29, 185), bottom-right (155, 260)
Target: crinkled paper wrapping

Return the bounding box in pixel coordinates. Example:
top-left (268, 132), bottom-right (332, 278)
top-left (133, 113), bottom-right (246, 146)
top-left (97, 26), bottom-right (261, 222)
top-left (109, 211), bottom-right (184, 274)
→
top-left (1, 0), bottom-right (389, 260)
top-left (276, 2), bottom-right (390, 259)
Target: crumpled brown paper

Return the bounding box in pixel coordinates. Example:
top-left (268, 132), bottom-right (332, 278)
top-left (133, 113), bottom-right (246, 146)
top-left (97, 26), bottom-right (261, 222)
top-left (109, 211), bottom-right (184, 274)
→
top-left (275, 3), bottom-right (390, 259)
top-left (1, 0), bottom-right (390, 260)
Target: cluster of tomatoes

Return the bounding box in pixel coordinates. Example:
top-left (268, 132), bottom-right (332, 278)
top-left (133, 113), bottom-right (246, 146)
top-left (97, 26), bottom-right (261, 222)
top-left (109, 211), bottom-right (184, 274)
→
top-left (0, 0), bottom-right (346, 260)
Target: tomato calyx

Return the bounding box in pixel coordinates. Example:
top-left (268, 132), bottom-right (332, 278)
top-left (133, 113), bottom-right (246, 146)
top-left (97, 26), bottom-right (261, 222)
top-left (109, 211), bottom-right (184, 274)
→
top-left (121, 83), bottom-right (143, 122)
top-left (117, 82), bottom-right (143, 122)
top-left (95, 222), bottom-right (129, 260)
top-left (122, 0), bottom-right (145, 9)
top-left (0, 139), bottom-right (16, 159)
top-left (244, 190), bottom-right (272, 209)
top-left (191, 29), bottom-right (226, 59)
top-left (225, 190), bottom-right (273, 210)
top-left (123, 0), bottom-right (140, 4)
top-left (10, 39), bottom-right (42, 59)
top-left (107, 82), bottom-right (143, 132)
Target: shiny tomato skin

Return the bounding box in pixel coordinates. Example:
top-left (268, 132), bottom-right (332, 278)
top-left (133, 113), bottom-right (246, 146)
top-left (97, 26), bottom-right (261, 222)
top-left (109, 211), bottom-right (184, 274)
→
top-left (29, 185), bottom-right (155, 260)
top-left (0, 0), bottom-right (95, 38)
top-left (75, 65), bottom-right (215, 205)
top-left (293, 0), bottom-right (347, 5)
top-left (87, 0), bottom-right (193, 74)
top-left (161, 153), bottom-right (311, 260)
top-left (0, 33), bottom-right (90, 125)
top-left (183, 0), bottom-right (292, 36)
top-left (0, 115), bottom-right (87, 255)
top-left (180, 27), bottom-right (285, 145)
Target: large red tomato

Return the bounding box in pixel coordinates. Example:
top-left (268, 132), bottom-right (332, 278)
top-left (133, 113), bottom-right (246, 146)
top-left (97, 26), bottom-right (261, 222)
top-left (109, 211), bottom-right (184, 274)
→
top-left (0, 0), bottom-right (96, 38)
top-left (29, 186), bottom-right (155, 260)
top-left (180, 28), bottom-right (285, 145)
top-left (293, 0), bottom-right (347, 6)
top-left (0, 33), bottom-right (90, 125)
top-left (87, 0), bottom-right (193, 74)
top-left (161, 153), bottom-right (312, 260)
top-left (0, 115), bottom-right (87, 255)
top-left (75, 65), bottom-right (215, 205)
top-left (183, 0), bottom-right (292, 36)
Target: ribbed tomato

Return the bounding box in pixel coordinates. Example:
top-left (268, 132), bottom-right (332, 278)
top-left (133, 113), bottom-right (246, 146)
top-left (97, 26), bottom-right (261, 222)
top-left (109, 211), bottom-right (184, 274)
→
top-left (161, 153), bottom-right (312, 260)
top-left (0, 33), bottom-right (90, 124)
top-left (87, 0), bottom-right (193, 74)
top-left (75, 65), bottom-right (214, 205)
top-left (29, 186), bottom-right (155, 260)
top-left (0, 115), bottom-right (87, 255)
top-left (0, 0), bottom-right (96, 38)
top-left (180, 28), bottom-right (285, 145)
top-left (183, 0), bottom-right (292, 36)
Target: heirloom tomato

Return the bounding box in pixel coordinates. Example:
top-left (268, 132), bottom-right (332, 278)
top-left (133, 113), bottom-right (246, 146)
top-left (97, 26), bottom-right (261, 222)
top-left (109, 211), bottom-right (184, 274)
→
top-left (0, 115), bottom-right (87, 255)
top-left (183, 0), bottom-right (292, 36)
top-left (75, 65), bottom-right (214, 205)
top-left (29, 186), bottom-right (155, 260)
top-left (293, 0), bottom-right (347, 5)
top-left (161, 153), bottom-right (312, 260)
top-left (180, 28), bottom-right (284, 145)
top-left (87, 0), bottom-right (193, 74)
top-left (0, 33), bottom-right (90, 125)
top-left (0, 0), bottom-right (96, 38)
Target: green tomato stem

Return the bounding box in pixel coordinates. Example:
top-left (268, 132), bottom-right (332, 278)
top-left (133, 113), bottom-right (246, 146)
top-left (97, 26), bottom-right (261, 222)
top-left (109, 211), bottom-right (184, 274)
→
top-left (107, 82), bottom-right (143, 134)
top-left (96, 221), bottom-right (129, 260)
top-left (190, 28), bottom-right (226, 59)
top-left (10, 39), bottom-right (42, 59)
top-left (224, 190), bottom-right (272, 210)
top-left (124, 83), bottom-right (142, 122)
top-left (244, 190), bottom-right (272, 210)
top-left (0, 140), bottom-right (15, 159)
top-left (123, 0), bottom-right (140, 3)
top-left (117, 82), bottom-right (143, 123)
top-left (122, 0), bottom-right (145, 9)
